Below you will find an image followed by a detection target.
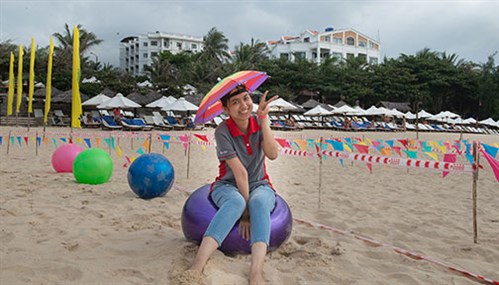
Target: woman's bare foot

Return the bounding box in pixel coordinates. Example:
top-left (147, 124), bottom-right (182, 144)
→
top-left (249, 270), bottom-right (265, 285)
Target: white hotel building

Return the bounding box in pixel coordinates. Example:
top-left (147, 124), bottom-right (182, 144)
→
top-left (267, 27), bottom-right (380, 64)
top-left (119, 31), bottom-right (204, 76)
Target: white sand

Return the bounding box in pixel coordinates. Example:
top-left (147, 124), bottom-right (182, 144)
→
top-left (1, 126), bottom-right (498, 285)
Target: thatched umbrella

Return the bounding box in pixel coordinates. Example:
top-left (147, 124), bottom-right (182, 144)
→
top-left (33, 86), bottom-right (62, 99)
top-left (126, 90), bottom-right (162, 105)
top-left (51, 90), bottom-right (89, 104)
top-left (100, 87), bottom-right (116, 97)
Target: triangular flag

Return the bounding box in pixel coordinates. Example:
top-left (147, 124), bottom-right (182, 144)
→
top-left (275, 138), bottom-right (291, 148)
top-left (442, 153), bottom-right (457, 178)
top-left (482, 143), bottom-right (498, 158)
top-left (17, 136), bottom-right (22, 146)
top-left (194, 134), bottom-right (208, 143)
top-left (0, 136), bottom-right (2, 145)
top-left (95, 137), bottom-right (101, 148)
top-left (398, 139), bottom-right (409, 150)
top-left (392, 146), bottom-right (402, 156)
top-left (480, 149), bottom-right (499, 182)
top-left (116, 145), bottom-right (122, 157)
top-left (405, 150), bottom-right (418, 159)
top-left (23, 136), bottom-right (28, 145)
top-left (424, 151), bottom-right (439, 161)
top-left (160, 134), bottom-right (170, 150)
top-left (84, 138), bottom-right (91, 148)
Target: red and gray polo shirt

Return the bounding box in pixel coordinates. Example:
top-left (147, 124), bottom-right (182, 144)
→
top-left (211, 115), bottom-right (272, 191)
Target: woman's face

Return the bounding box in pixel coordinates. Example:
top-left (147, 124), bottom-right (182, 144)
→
top-left (224, 91), bottom-right (254, 122)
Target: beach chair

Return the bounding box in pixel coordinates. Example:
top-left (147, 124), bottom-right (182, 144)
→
top-left (121, 118), bottom-right (145, 131)
top-left (101, 116), bottom-right (122, 130)
top-left (164, 116), bottom-right (186, 130)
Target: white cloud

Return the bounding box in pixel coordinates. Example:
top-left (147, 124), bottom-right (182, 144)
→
top-left (1, 0), bottom-right (497, 66)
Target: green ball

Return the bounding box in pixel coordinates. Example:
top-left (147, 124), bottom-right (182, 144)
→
top-left (73, 148), bottom-right (113, 184)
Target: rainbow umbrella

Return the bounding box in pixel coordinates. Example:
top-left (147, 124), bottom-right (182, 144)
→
top-left (194, 70), bottom-right (269, 124)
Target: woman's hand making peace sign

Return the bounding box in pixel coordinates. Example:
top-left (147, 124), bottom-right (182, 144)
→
top-left (256, 91), bottom-right (279, 118)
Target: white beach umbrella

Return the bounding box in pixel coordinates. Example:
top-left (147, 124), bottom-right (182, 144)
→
top-left (389, 108), bottom-right (406, 117)
top-left (146, 96), bottom-right (177, 108)
top-left (82, 93), bottom-right (111, 106)
top-left (137, 80), bottom-right (153, 88)
top-left (461, 117), bottom-right (477, 124)
top-left (479, 117), bottom-right (497, 127)
top-left (417, 110), bottom-right (434, 118)
top-left (162, 97), bottom-right (198, 112)
top-left (269, 98), bottom-right (298, 111)
top-left (97, 93), bottom-right (141, 109)
top-left (330, 104), bottom-right (356, 115)
top-left (82, 76), bottom-right (101, 84)
top-left (405, 111), bottom-right (416, 119)
top-left (304, 105), bottom-right (332, 116)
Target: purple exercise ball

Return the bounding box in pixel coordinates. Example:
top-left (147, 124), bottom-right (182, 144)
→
top-left (181, 184), bottom-right (293, 254)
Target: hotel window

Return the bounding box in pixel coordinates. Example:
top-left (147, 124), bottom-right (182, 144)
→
top-left (369, 42), bottom-right (375, 49)
top-left (333, 38), bottom-right (342, 45)
top-left (191, 43), bottom-right (197, 50)
top-left (322, 36), bottom-right (331, 42)
top-left (151, 40), bottom-right (158, 46)
top-left (333, 52), bottom-right (342, 59)
top-left (358, 41), bottom-right (367, 47)
top-left (294, 52), bottom-right (306, 60)
top-left (177, 42), bottom-right (182, 50)
top-left (151, 52), bottom-right (158, 57)
top-left (143, 42), bottom-right (148, 47)
top-left (280, 53), bottom-right (289, 60)
top-left (304, 37), bottom-right (310, 43)
top-left (164, 40), bottom-right (170, 48)
top-left (369, 57), bottom-right (378, 64)
top-left (346, 53), bottom-right (354, 59)
top-left (346, 37), bottom-right (355, 46)
top-left (143, 53), bottom-right (148, 58)
top-left (358, 53), bottom-right (367, 62)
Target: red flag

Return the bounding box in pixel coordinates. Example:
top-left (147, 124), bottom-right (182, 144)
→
top-left (442, 153), bottom-right (457, 178)
top-left (275, 138), bottom-right (291, 148)
top-left (398, 139), bottom-right (408, 150)
top-left (193, 134), bottom-right (208, 142)
top-left (480, 149), bottom-right (499, 183)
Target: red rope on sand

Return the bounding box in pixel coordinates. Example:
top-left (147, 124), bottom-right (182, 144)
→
top-left (294, 218), bottom-right (499, 285)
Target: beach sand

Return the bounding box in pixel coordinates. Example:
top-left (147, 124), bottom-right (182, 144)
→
top-left (0, 126), bottom-right (498, 285)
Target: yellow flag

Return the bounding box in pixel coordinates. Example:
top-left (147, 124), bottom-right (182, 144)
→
top-left (16, 44), bottom-right (24, 113)
top-left (7, 52), bottom-right (15, 116)
top-left (44, 37), bottom-right (54, 124)
top-left (71, 26), bottom-right (82, 128)
top-left (28, 38), bottom-right (35, 113)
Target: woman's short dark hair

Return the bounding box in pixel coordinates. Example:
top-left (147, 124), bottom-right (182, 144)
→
top-left (221, 85), bottom-right (248, 107)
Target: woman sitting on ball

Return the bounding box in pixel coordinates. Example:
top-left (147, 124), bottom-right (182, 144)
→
top-left (188, 84), bottom-right (279, 285)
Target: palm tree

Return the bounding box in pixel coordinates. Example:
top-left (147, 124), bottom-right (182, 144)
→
top-left (52, 23), bottom-right (103, 71)
top-left (200, 27), bottom-right (230, 65)
top-left (232, 38), bottom-right (269, 70)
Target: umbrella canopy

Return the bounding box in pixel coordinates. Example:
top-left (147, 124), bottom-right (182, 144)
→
top-left (162, 97), bottom-right (198, 112)
top-left (304, 105), bottom-right (332, 116)
top-left (269, 97), bottom-right (298, 111)
top-left (97, 93), bottom-right (141, 109)
top-left (479, 117), bottom-right (498, 127)
top-left (417, 110), bottom-right (434, 118)
top-left (405, 111), bottom-right (416, 119)
top-left (194, 70), bottom-right (269, 124)
top-left (82, 93), bottom-right (111, 106)
top-left (330, 104), bottom-right (356, 115)
top-left (146, 96), bottom-right (177, 108)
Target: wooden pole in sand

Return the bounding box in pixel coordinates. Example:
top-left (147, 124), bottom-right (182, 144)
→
top-left (472, 141), bottom-right (479, 244)
top-left (187, 133), bottom-right (192, 179)
top-left (108, 133), bottom-right (112, 155)
top-left (35, 131), bottom-right (39, 156)
top-left (148, 133), bottom-right (152, 153)
top-left (6, 130), bottom-right (12, 154)
top-left (318, 136), bottom-right (323, 209)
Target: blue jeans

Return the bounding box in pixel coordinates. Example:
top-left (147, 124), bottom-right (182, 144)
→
top-left (204, 183), bottom-right (276, 247)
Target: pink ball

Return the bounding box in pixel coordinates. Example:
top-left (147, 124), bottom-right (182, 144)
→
top-left (51, 144), bottom-right (83, 173)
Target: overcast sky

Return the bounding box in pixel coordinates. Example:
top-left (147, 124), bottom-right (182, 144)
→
top-left (1, 0), bottom-right (498, 67)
